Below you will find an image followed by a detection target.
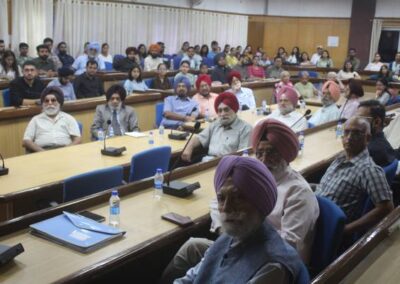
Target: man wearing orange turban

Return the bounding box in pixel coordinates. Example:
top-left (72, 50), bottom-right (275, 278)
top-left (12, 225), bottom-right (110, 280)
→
top-left (144, 43), bottom-right (163, 71)
top-left (309, 81), bottom-right (341, 126)
top-left (192, 74), bottom-right (218, 119)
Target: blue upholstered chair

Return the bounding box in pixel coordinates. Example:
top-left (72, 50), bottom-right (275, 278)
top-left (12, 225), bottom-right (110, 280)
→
top-left (2, 89), bottom-right (11, 107)
top-left (144, 78), bottom-right (154, 88)
top-left (173, 56), bottom-right (183, 70)
top-left (128, 146), bottom-right (171, 182)
top-left (309, 196), bottom-right (347, 276)
top-left (63, 166), bottom-right (124, 202)
top-left (104, 62), bottom-right (113, 71)
top-left (384, 159), bottom-right (398, 186)
top-left (203, 57), bottom-right (214, 68)
top-left (155, 102), bottom-right (164, 127)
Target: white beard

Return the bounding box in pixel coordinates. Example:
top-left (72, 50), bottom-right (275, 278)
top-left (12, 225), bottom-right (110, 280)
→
top-left (43, 105), bottom-right (60, 116)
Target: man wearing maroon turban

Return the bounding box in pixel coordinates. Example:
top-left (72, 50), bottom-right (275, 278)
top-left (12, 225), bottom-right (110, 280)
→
top-left (173, 156), bottom-right (308, 283)
top-left (181, 92), bottom-right (252, 162)
top-left (192, 74), bottom-right (218, 119)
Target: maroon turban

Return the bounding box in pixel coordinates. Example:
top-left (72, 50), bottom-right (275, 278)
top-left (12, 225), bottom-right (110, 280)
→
top-left (196, 74), bottom-right (212, 90)
top-left (214, 91), bottom-right (239, 113)
top-left (227, 71), bottom-right (242, 85)
top-left (252, 118), bottom-right (299, 163)
top-left (277, 86), bottom-right (298, 107)
top-left (214, 155), bottom-right (277, 216)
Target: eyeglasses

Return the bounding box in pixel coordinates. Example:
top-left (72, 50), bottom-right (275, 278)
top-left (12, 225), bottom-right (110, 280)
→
top-left (44, 98), bottom-right (58, 104)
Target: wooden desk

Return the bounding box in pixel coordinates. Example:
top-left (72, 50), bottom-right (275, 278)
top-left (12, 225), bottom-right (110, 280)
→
top-left (304, 92), bottom-right (377, 107)
top-left (0, 123), bottom-right (344, 283)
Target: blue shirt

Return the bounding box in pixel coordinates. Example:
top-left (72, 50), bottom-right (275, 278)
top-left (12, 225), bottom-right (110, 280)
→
top-left (72, 54), bottom-right (106, 75)
top-left (161, 95), bottom-right (199, 129)
top-left (228, 87), bottom-right (256, 110)
top-left (47, 78), bottom-right (76, 101)
top-left (123, 79), bottom-right (149, 93)
top-left (207, 51), bottom-right (217, 60)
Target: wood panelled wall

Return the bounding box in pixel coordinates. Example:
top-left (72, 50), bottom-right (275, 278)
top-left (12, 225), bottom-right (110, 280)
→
top-left (248, 16), bottom-right (351, 68)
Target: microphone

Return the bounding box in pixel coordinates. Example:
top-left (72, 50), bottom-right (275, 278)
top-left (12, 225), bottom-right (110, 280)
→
top-left (0, 152), bottom-right (9, 176)
top-left (163, 121), bottom-right (201, 197)
top-left (188, 106), bottom-right (197, 116)
top-left (101, 119), bottom-right (126, 157)
top-left (290, 109), bottom-right (311, 129)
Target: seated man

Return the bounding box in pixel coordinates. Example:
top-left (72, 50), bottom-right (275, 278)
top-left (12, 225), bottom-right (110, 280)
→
top-left (174, 156), bottom-right (308, 283)
top-left (161, 76), bottom-right (199, 129)
top-left (227, 71), bottom-right (256, 110)
top-left (192, 74), bottom-right (218, 120)
top-left (294, 71), bottom-right (318, 99)
top-left (266, 56), bottom-right (284, 79)
top-left (181, 46), bottom-right (202, 70)
top-left (47, 67), bottom-right (76, 101)
top-left (356, 100), bottom-right (399, 167)
top-left (16, 42), bottom-right (33, 67)
top-left (182, 92), bottom-right (252, 162)
top-left (113, 47), bottom-right (138, 72)
top-left (10, 61), bottom-right (46, 107)
top-left (144, 44), bottom-right (163, 72)
top-left (32, 44), bottom-right (57, 77)
top-left (43, 37), bottom-right (63, 70)
top-left (210, 53), bottom-right (231, 84)
top-left (267, 86), bottom-right (308, 132)
top-left (72, 42), bottom-right (105, 75)
top-left (56, 41), bottom-right (75, 68)
top-left (308, 81), bottom-right (340, 126)
top-left (91, 84), bottom-right (139, 139)
top-left (22, 86), bottom-right (81, 152)
top-left (73, 60), bottom-right (105, 99)
top-left (315, 117), bottom-right (393, 237)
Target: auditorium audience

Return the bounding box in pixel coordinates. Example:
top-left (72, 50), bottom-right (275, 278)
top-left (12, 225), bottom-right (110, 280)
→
top-left (310, 45), bottom-right (323, 65)
top-left (389, 52), bottom-right (400, 80)
top-left (43, 37), bottom-right (63, 70)
top-left (151, 63), bottom-right (172, 90)
top-left (192, 75), bottom-right (218, 119)
top-left (316, 50), bottom-right (333, 68)
top-left (294, 71), bottom-right (318, 99)
top-left (56, 42), bottom-right (74, 68)
top-left (47, 67), bottom-right (76, 101)
top-left (377, 65), bottom-right (392, 82)
top-left (227, 71), bottom-right (256, 110)
top-left (207, 41), bottom-right (219, 60)
top-left (267, 86), bottom-right (308, 132)
top-left (144, 43), bottom-right (163, 71)
top-left (309, 81), bottom-right (340, 126)
top-left (73, 60), bottom-right (105, 98)
top-left (266, 57), bottom-right (284, 79)
top-left (72, 42), bottom-right (105, 75)
top-left (315, 117), bottom-right (393, 236)
top-left (0, 50), bottom-right (21, 80)
top-left (199, 63), bottom-right (209, 75)
top-left (194, 45), bottom-right (201, 55)
top-left (10, 61), bottom-right (45, 106)
top-left (287, 46), bottom-right (301, 65)
top-left (247, 55), bottom-right (265, 79)
top-left (22, 86), bottom-right (81, 152)
top-left (113, 47), bottom-right (138, 72)
top-left (91, 84), bottom-right (139, 139)
top-left (16, 42), bottom-right (33, 67)
top-left (374, 78), bottom-right (391, 105)
top-left (137, 44), bottom-right (147, 61)
top-left (99, 43), bottom-right (113, 64)
top-left (174, 60), bottom-right (196, 87)
top-left (32, 44), bottom-right (57, 77)
top-left (226, 48), bottom-right (239, 68)
top-left (337, 61), bottom-right (361, 80)
top-left (339, 79), bottom-right (364, 120)
top-left (0, 39), bottom-right (5, 59)
top-left (182, 92), bottom-right (252, 162)
top-left (181, 46), bottom-right (202, 70)
top-left (124, 65), bottom-right (148, 93)
top-left (177, 41), bottom-right (190, 56)
top-left (276, 46), bottom-right (286, 58)
top-left (299, 52), bottom-right (312, 66)
top-left (161, 76), bottom-right (199, 129)
top-left (210, 53), bottom-right (231, 84)
top-left (199, 44), bottom-right (209, 58)
top-left (364, 52), bottom-right (384, 71)
top-left (259, 52), bottom-right (271, 67)
top-left (275, 71), bottom-right (294, 96)
top-left (344, 48), bottom-right (361, 71)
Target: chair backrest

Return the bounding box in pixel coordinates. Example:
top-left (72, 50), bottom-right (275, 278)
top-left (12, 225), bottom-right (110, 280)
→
top-left (114, 54), bottom-right (125, 61)
top-left (104, 61), bottom-right (113, 71)
top-left (309, 196), bottom-right (347, 276)
top-left (63, 166), bottom-right (124, 202)
top-left (2, 89), bottom-right (11, 107)
top-left (203, 57), bottom-right (214, 68)
top-left (173, 56), bottom-right (183, 70)
top-left (129, 146), bottom-right (171, 182)
top-left (155, 102), bottom-right (164, 127)
top-left (144, 78), bottom-right (153, 88)
top-left (384, 159), bottom-right (398, 186)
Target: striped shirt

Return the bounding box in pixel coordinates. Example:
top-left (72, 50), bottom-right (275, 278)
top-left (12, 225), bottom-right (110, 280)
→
top-left (316, 148), bottom-right (392, 222)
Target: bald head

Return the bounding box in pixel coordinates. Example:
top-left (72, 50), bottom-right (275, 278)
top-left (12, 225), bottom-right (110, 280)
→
top-left (342, 117), bottom-right (371, 159)
top-left (346, 117), bottom-right (371, 134)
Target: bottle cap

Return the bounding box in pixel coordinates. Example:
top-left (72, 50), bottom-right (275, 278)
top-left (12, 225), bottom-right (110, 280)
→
top-left (156, 168), bottom-right (162, 173)
top-left (112, 190), bottom-right (118, 196)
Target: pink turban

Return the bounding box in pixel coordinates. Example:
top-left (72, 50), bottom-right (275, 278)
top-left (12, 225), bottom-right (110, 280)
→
top-left (214, 92), bottom-right (239, 113)
top-left (277, 86), bottom-right (298, 107)
top-left (214, 155), bottom-right (277, 216)
top-left (252, 119), bottom-right (299, 163)
top-left (195, 74), bottom-right (212, 90)
top-left (322, 81), bottom-right (340, 102)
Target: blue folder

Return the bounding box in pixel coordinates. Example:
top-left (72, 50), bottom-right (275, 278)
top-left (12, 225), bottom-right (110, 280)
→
top-left (30, 211), bottom-right (125, 253)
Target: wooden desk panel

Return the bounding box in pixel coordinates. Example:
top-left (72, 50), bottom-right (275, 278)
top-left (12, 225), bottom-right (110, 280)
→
top-left (304, 92), bottom-right (377, 107)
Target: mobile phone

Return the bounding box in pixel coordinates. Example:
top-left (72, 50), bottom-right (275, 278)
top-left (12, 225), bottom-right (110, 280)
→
top-left (78, 211), bottom-right (106, 223)
top-left (161, 212), bottom-right (194, 227)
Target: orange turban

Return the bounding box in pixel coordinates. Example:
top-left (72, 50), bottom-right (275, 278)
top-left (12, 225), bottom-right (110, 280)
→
top-left (322, 81), bottom-right (340, 102)
top-left (148, 44), bottom-right (161, 53)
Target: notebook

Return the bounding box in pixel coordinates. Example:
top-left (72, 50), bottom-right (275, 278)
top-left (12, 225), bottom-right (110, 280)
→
top-left (30, 211), bottom-right (125, 253)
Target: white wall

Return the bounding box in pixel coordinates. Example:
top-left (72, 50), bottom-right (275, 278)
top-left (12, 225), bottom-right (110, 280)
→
top-left (375, 0), bottom-right (400, 18)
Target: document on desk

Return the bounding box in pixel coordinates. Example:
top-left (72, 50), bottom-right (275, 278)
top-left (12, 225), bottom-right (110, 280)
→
top-left (125, 131), bottom-right (147, 138)
top-left (30, 211), bottom-right (125, 253)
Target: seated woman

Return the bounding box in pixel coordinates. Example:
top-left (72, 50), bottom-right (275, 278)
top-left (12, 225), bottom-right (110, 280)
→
top-left (339, 78), bottom-right (364, 119)
top-left (287, 46), bottom-right (301, 65)
top-left (151, 63), bottom-right (171, 90)
top-left (199, 63), bottom-right (209, 75)
top-left (226, 47), bottom-right (239, 68)
top-left (377, 65), bottom-right (392, 81)
top-left (299, 52), bottom-right (312, 66)
top-left (364, 52), bottom-right (384, 71)
top-left (258, 52), bottom-right (271, 67)
top-left (294, 71), bottom-right (318, 99)
top-left (0, 50), bottom-right (22, 80)
top-left (247, 55), bottom-right (265, 79)
top-left (337, 60), bottom-right (361, 80)
top-left (123, 64), bottom-right (148, 94)
top-left (174, 60), bottom-right (196, 87)
top-left (316, 50), bottom-right (333, 68)
top-left (375, 78), bottom-right (392, 106)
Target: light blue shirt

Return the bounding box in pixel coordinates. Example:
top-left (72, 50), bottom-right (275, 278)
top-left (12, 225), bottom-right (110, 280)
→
top-left (308, 103), bottom-right (340, 126)
top-left (161, 95), bottom-right (199, 129)
top-left (123, 79), bottom-right (149, 93)
top-left (207, 51), bottom-right (217, 60)
top-left (47, 78), bottom-right (76, 101)
top-left (228, 87), bottom-right (256, 110)
top-left (72, 54), bottom-right (106, 75)
top-left (181, 54), bottom-right (202, 70)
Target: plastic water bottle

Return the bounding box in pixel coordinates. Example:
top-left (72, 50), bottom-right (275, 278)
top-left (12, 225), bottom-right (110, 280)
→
top-left (262, 100), bottom-right (267, 112)
top-left (336, 122), bottom-right (344, 139)
top-left (170, 59), bottom-right (174, 71)
top-left (148, 131), bottom-right (154, 145)
top-left (158, 124), bottom-right (165, 135)
top-left (97, 129), bottom-right (105, 141)
top-left (300, 100), bottom-right (306, 113)
top-left (108, 125), bottom-right (114, 137)
top-left (205, 108), bottom-right (210, 122)
top-left (109, 190), bottom-right (120, 227)
top-left (298, 131), bottom-right (305, 156)
top-left (154, 168), bottom-right (164, 200)
top-left (242, 149), bottom-right (249, 157)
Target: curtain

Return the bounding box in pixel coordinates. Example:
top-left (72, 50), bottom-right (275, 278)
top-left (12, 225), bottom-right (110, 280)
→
top-left (54, 0), bottom-right (248, 57)
top-left (369, 19), bottom-right (383, 61)
top-left (11, 0), bottom-right (53, 56)
top-left (0, 0), bottom-right (8, 46)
